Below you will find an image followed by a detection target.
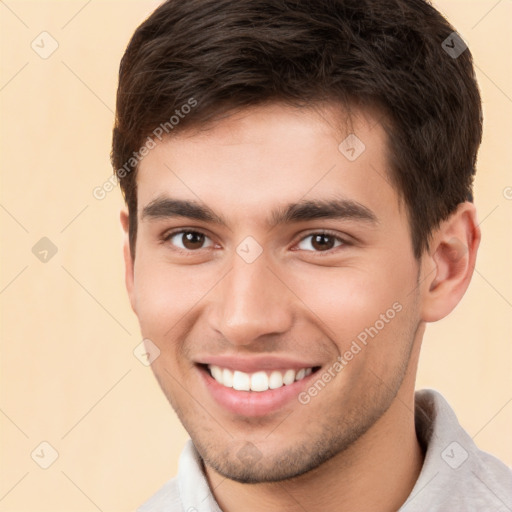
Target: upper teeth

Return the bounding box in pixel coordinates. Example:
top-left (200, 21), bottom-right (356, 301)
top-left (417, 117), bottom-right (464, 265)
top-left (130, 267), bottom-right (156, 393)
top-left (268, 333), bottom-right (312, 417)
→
top-left (208, 365), bottom-right (313, 392)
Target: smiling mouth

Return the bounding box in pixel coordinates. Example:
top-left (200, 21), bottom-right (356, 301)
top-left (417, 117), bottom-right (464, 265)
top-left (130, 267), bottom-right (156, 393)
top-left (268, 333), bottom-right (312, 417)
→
top-left (203, 364), bottom-right (321, 392)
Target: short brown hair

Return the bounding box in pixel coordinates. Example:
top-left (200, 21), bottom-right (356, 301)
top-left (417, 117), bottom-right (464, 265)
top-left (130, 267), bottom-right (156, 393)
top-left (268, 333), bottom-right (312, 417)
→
top-left (111, 0), bottom-right (482, 259)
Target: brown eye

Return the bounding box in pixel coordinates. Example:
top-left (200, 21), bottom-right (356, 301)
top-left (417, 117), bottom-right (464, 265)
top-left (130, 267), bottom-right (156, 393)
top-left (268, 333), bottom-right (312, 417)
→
top-left (167, 230), bottom-right (213, 251)
top-left (297, 233), bottom-right (344, 252)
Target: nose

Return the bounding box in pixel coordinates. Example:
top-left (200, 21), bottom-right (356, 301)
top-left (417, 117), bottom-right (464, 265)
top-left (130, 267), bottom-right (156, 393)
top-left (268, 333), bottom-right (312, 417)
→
top-left (207, 254), bottom-right (294, 346)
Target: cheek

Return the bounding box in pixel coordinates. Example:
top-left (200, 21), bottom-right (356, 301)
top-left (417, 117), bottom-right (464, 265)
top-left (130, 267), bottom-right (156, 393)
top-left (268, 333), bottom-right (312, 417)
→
top-left (287, 266), bottom-right (418, 403)
top-left (286, 289), bottom-right (415, 432)
top-left (132, 256), bottom-right (216, 335)
top-left (132, 259), bottom-right (212, 385)
top-left (294, 267), bottom-right (406, 342)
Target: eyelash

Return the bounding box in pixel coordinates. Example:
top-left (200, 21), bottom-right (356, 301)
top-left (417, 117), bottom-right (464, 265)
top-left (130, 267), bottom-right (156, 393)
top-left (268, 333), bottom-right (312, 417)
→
top-left (161, 229), bottom-right (349, 256)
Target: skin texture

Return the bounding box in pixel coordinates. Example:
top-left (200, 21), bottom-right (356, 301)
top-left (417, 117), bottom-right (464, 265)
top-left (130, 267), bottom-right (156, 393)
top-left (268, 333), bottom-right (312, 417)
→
top-left (121, 103), bottom-right (480, 511)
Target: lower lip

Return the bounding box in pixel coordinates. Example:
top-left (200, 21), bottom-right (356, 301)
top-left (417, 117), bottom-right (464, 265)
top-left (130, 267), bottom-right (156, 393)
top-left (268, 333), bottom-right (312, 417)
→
top-left (197, 365), bottom-right (319, 417)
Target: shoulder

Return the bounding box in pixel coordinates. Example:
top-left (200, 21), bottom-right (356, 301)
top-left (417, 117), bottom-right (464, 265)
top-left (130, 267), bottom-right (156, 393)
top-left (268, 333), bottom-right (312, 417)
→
top-left (469, 446), bottom-right (512, 505)
top-left (402, 389), bottom-right (512, 511)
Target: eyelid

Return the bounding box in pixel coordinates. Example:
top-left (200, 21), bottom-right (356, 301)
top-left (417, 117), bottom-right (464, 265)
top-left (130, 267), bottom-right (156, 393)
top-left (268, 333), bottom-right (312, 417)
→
top-left (161, 228), bottom-right (215, 253)
top-left (291, 229), bottom-right (350, 253)
top-left (161, 227), bottom-right (351, 254)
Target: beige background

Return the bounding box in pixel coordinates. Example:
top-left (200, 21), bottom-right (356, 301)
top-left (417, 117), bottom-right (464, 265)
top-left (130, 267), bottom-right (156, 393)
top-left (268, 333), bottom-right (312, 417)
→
top-left (0, 1), bottom-right (511, 510)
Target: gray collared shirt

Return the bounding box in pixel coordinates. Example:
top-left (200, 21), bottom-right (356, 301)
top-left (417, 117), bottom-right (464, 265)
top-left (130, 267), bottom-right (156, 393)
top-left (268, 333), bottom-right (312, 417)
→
top-left (137, 389), bottom-right (512, 511)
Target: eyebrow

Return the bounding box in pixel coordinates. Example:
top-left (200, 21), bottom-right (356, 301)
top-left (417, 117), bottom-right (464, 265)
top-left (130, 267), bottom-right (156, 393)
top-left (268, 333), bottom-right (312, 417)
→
top-left (141, 196), bottom-right (378, 228)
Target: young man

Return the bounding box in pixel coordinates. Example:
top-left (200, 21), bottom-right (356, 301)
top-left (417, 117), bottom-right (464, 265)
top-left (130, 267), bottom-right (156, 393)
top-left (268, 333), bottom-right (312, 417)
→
top-left (111, 0), bottom-right (512, 510)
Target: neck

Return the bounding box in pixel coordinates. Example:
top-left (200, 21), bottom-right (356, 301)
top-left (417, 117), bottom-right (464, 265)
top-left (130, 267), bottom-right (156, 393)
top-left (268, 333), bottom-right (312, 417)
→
top-left (205, 330), bottom-right (425, 512)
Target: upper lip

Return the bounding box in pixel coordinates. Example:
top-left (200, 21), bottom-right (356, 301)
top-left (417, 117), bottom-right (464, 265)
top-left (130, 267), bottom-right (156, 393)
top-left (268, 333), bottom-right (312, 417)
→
top-left (195, 355), bottom-right (321, 373)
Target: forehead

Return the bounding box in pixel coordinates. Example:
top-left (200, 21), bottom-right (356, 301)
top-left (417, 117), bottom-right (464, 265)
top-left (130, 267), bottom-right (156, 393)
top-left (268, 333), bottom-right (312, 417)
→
top-left (135, 102), bottom-right (400, 228)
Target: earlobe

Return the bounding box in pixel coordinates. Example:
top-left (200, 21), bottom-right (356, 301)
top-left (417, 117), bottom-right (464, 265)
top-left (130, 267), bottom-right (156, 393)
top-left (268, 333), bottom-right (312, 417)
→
top-left (420, 202), bottom-right (481, 322)
top-left (120, 209), bottom-right (137, 314)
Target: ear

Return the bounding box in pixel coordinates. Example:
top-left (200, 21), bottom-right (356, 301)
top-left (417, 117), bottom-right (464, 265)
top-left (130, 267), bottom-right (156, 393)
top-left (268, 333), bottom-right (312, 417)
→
top-left (420, 202), bottom-right (481, 322)
top-left (120, 209), bottom-right (137, 314)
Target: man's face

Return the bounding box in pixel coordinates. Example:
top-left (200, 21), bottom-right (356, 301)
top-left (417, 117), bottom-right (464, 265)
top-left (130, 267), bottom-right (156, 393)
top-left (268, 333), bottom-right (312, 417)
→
top-left (125, 103), bottom-right (423, 483)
